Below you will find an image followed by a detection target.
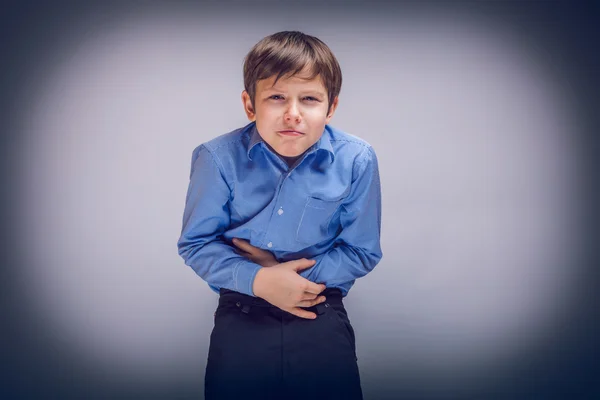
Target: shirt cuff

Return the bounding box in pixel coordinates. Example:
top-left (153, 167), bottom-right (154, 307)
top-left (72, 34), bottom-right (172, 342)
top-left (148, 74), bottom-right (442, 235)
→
top-left (233, 259), bottom-right (262, 297)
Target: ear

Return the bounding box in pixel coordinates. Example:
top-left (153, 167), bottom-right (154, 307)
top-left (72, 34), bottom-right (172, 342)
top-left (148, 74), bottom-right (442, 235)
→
top-left (241, 90), bottom-right (256, 121)
top-left (325, 96), bottom-right (339, 124)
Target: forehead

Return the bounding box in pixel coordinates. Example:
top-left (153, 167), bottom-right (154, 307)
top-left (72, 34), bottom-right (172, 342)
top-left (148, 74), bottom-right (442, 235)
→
top-left (257, 69), bottom-right (325, 92)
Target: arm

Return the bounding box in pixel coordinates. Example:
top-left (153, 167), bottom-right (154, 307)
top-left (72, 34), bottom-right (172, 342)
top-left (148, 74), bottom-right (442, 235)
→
top-left (177, 145), bottom-right (262, 296)
top-left (298, 146), bottom-right (383, 287)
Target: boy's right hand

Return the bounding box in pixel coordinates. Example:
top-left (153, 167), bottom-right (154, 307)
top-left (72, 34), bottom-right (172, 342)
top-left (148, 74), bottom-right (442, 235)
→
top-left (252, 259), bottom-right (327, 319)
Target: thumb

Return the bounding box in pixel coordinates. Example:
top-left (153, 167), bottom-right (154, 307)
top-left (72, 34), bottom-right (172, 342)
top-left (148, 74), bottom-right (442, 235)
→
top-left (283, 258), bottom-right (317, 272)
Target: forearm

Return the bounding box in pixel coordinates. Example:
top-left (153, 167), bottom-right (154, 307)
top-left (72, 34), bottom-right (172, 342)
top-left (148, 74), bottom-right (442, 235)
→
top-left (178, 238), bottom-right (261, 296)
top-left (298, 146), bottom-right (382, 288)
top-left (298, 242), bottom-right (382, 286)
top-left (177, 144), bottom-right (263, 296)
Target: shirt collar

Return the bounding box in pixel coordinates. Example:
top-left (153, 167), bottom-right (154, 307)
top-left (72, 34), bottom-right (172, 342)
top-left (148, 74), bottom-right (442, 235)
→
top-left (246, 122), bottom-right (335, 165)
top-left (246, 123), bottom-right (263, 159)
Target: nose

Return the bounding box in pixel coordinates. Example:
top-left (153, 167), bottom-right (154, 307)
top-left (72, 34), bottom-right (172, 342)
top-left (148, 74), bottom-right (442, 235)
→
top-left (284, 101), bottom-right (301, 124)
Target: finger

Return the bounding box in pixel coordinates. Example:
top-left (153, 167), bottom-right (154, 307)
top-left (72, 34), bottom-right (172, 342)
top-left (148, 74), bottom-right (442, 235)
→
top-left (232, 238), bottom-right (257, 255)
top-left (300, 292), bottom-right (320, 301)
top-left (233, 248), bottom-right (252, 258)
top-left (288, 307), bottom-right (318, 320)
top-left (285, 258), bottom-right (317, 272)
top-left (296, 296), bottom-right (326, 308)
top-left (304, 282), bottom-right (327, 295)
top-left (233, 249), bottom-right (262, 266)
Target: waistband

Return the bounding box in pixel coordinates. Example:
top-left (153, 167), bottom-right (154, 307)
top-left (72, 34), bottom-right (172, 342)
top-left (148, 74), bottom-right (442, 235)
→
top-left (218, 287), bottom-right (344, 314)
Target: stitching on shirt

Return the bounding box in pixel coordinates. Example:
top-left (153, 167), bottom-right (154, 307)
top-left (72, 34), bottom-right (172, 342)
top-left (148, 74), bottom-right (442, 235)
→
top-left (329, 139), bottom-right (371, 148)
top-left (296, 197), bottom-right (342, 244)
top-left (204, 132), bottom-right (253, 196)
top-left (325, 202), bottom-right (342, 227)
top-left (248, 264), bottom-right (255, 295)
top-left (204, 124), bottom-right (252, 153)
top-left (200, 145), bottom-right (234, 196)
top-left (207, 146), bottom-right (243, 215)
top-left (206, 135), bottom-right (365, 168)
top-left (209, 137), bottom-right (245, 153)
top-left (329, 140), bottom-right (372, 158)
top-left (345, 147), bottom-right (375, 215)
top-left (233, 260), bottom-right (240, 291)
top-left (354, 146), bottom-right (371, 179)
top-left (247, 265), bottom-right (250, 295)
top-left (296, 198), bottom-right (310, 242)
top-left (329, 139), bottom-right (372, 161)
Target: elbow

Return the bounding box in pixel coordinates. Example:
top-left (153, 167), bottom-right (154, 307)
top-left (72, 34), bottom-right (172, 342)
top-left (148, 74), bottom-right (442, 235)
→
top-left (365, 251), bottom-right (382, 272)
top-left (177, 239), bottom-right (193, 263)
top-left (338, 240), bottom-right (382, 273)
top-left (361, 245), bottom-right (382, 272)
top-left (177, 235), bottom-right (208, 264)
top-left (346, 245), bottom-right (381, 275)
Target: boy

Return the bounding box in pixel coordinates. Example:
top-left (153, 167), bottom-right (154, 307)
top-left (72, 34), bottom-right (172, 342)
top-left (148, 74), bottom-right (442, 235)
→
top-left (177, 31), bottom-right (382, 399)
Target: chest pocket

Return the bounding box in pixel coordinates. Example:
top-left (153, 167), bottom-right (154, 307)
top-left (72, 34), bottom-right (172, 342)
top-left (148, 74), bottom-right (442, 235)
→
top-left (296, 197), bottom-right (342, 245)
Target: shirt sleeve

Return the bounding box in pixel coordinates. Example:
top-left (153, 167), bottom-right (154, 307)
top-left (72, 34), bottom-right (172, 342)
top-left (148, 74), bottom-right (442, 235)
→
top-left (177, 145), bottom-right (262, 296)
top-left (299, 146), bottom-right (383, 287)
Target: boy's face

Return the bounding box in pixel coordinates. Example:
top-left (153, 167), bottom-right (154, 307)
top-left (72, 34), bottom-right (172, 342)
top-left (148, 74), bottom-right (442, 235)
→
top-left (242, 69), bottom-right (339, 158)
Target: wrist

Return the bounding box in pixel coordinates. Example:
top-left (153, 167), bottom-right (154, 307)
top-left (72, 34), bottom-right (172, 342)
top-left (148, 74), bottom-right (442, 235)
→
top-left (252, 267), bottom-right (268, 298)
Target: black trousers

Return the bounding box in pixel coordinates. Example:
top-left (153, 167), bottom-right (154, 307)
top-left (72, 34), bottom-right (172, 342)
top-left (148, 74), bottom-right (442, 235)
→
top-left (205, 288), bottom-right (363, 400)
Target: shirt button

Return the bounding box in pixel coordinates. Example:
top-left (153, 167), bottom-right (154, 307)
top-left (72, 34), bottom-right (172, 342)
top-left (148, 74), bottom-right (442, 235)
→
top-left (277, 208), bottom-right (284, 215)
top-left (267, 242), bottom-right (273, 248)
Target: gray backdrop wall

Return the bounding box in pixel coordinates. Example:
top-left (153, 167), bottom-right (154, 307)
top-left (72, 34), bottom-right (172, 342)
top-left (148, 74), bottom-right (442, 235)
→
top-left (3, 1), bottom-right (597, 399)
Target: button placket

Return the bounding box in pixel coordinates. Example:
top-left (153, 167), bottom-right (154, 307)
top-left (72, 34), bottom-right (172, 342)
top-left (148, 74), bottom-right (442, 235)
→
top-left (261, 173), bottom-right (286, 250)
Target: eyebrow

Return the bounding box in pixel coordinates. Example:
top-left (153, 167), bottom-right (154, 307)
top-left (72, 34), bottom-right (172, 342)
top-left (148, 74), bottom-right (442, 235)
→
top-left (300, 91), bottom-right (326, 97)
top-left (263, 87), bottom-right (326, 97)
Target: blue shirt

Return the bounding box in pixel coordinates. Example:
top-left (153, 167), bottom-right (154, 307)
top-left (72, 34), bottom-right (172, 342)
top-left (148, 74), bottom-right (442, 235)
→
top-left (177, 122), bottom-right (382, 297)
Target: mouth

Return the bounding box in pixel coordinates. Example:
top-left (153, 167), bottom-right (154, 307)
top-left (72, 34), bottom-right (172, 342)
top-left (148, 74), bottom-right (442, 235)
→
top-left (277, 130), bottom-right (304, 137)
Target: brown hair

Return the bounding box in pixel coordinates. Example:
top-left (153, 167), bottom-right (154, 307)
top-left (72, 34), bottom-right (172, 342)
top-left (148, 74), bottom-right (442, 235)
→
top-left (243, 31), bottom-right (342, 113)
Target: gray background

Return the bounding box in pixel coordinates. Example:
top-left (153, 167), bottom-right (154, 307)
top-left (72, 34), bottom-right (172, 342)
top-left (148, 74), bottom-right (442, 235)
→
top-left (1, 1), bottom-right (598, 399)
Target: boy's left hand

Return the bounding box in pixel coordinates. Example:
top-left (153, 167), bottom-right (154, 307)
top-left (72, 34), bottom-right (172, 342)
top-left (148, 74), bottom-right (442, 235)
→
top-left (232, 238), bottom-right (278, 268)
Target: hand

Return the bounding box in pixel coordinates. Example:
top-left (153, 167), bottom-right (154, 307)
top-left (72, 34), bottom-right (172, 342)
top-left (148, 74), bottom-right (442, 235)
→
top-left (232, 238), bottom-right (278, 268)
top-left (252, 258), bottom-right (327, 320)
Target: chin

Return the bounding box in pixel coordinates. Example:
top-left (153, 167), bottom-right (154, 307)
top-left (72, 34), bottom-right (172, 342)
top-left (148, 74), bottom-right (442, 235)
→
top-left (269, 143), bottom-right (301, 157)
top-left (278, 149), bottom-right (302, 157)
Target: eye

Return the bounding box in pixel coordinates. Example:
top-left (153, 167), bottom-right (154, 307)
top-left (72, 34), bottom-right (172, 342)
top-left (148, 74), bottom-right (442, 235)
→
top-left (269, 95), bottom-right (284, 100)
top-left (303, 96), bottom-right (319, 102)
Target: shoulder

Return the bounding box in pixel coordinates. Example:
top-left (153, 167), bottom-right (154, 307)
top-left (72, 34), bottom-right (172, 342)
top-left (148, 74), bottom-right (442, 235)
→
top-left (326, 125), bottom-right (378, 168)
top-left (191, 123), bottom-right (253, 162)
top-left (327, 125), bottom-right (372, 148)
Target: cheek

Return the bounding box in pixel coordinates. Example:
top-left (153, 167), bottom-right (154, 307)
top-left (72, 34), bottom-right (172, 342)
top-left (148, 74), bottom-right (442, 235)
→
top-left (303, 108), bottom-right (329, 124)
top-left (304, 103), bottom-right (329, 116)
top-left (256, 106), bottom-right (280, 122)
